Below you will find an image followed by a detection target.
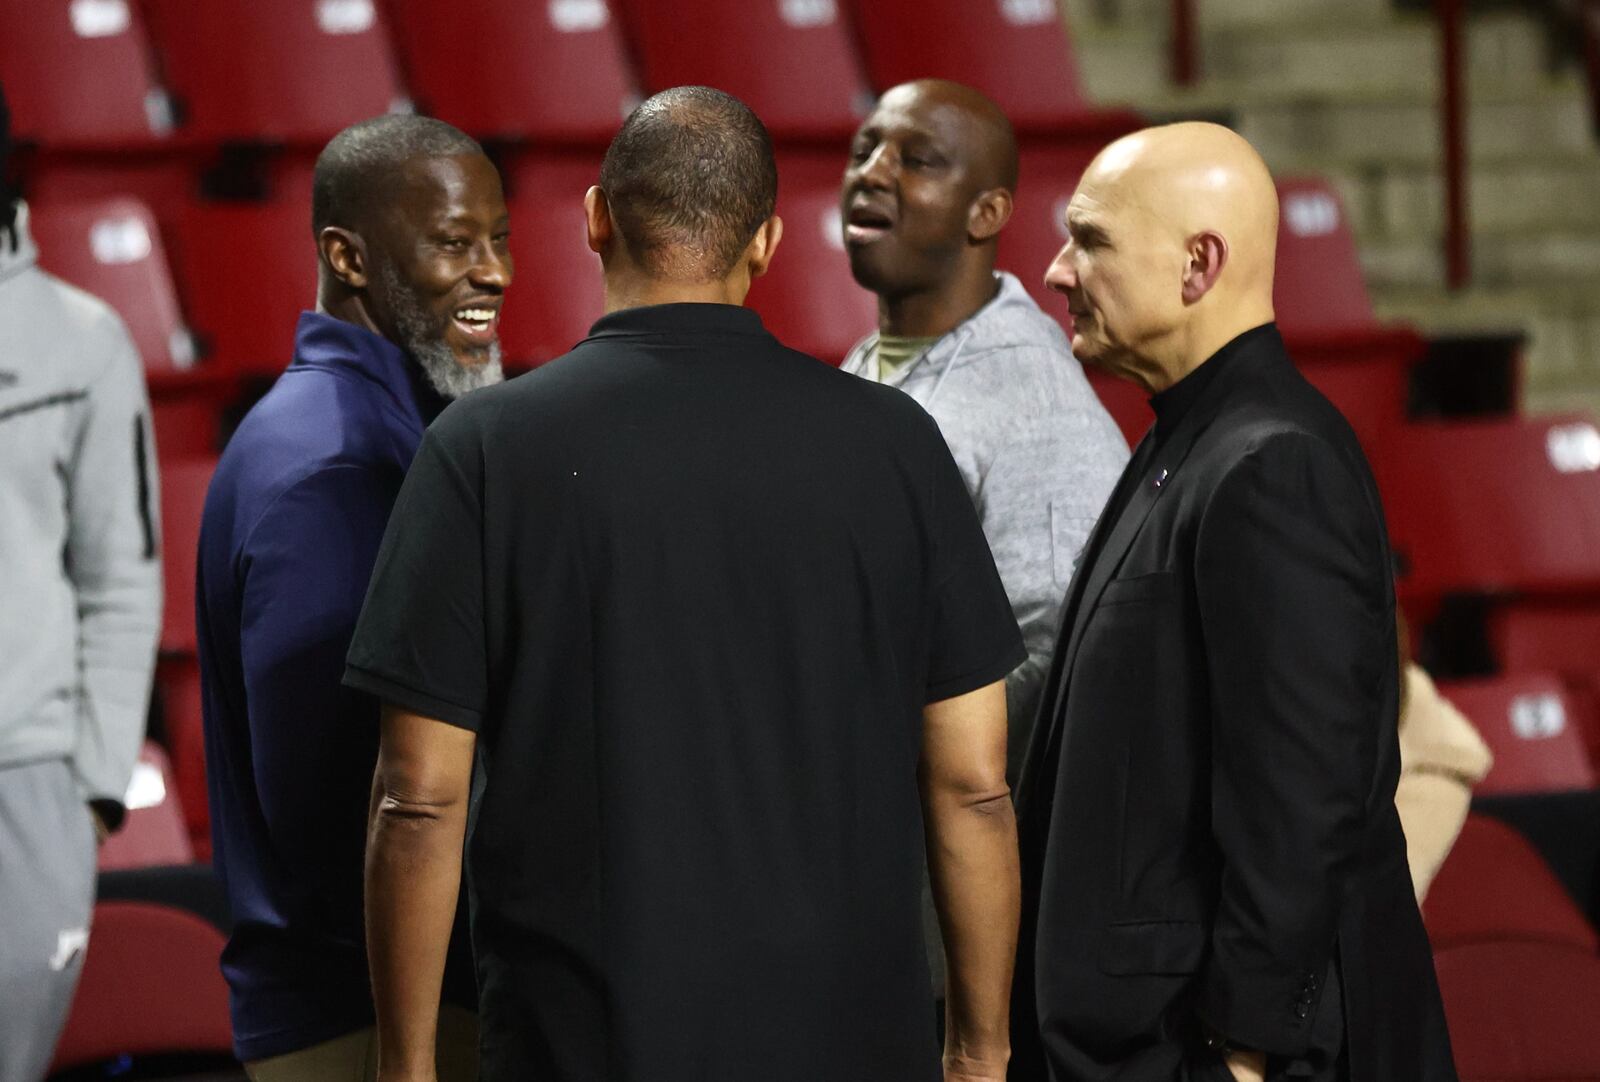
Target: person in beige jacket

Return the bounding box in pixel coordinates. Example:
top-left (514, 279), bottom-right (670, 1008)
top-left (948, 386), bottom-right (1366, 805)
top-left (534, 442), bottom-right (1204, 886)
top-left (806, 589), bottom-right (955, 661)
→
top-left (1396, 618), bottom-right (1495, 903)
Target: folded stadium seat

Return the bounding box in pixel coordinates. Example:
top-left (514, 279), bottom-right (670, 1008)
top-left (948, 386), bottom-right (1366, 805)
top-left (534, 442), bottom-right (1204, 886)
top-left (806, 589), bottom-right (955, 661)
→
top-left (1423, 814), bottom-right (1599, 951)
top-left (169, 195), bottom-right (319, 381)
top-left (616, 0), bottom-right (872, 142)
top-left (387, 0), bottom-right (638, 144)
top-left (1438, 674), bottom-right (1598, 796)
top-left (28, 195), bottom-right (229, 456)
top-left (97, 742), bottom-right (194, 872)
top-left (500, 154), bottom-right (608, 367)
top-left (1434, 940), bottom-right (1600, 1081)
top-left (1385, 415), bottom-right (1600, 598)
top-left (744, 152), bottom-right (877, 364)
top-left (0, 0), bottom-right (177, 151)
top-left (158, 458), bottom-right (218, 657)
top-left (1492, 600), bottom-right (1600, 691)
top-left (48, 900), bottom-right (233, 1074)
top-left (142, 0), bottom-right (408, 146)
top-left (843, 0), bottom-right (1143, 139)
top-left (155, 656), bottom-right (212, 859)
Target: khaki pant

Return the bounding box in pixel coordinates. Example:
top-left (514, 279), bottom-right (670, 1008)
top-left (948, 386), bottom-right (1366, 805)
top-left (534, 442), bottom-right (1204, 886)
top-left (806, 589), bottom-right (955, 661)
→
top-left (245, 1005), bottom-right (478, 1082)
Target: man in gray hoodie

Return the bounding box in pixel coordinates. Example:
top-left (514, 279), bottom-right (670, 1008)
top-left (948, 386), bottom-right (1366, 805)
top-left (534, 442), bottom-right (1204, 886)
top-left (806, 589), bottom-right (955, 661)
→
top-left (0, 83), bottom-right (163, 1082)
top-left (841, 80), bottom-right (1127, 781)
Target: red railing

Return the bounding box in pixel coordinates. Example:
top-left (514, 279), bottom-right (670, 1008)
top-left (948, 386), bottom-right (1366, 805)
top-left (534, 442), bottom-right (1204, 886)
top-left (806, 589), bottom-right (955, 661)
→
top-left (1166, 0), bottom-right (1473, 291)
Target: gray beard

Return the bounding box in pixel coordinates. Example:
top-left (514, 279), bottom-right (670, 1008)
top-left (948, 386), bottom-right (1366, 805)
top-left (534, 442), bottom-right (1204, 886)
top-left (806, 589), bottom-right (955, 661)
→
top-left (376, 260), bottom-right (505, 400)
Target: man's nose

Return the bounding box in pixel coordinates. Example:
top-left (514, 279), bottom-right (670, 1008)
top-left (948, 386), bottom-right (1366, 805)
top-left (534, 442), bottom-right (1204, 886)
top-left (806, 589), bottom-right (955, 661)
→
top-left (855, 144), bottom-right (894, 190)
top-left (472, 244), bottom-right (513, 290)
top-left (1044, 246), bottom-right (1076, 294)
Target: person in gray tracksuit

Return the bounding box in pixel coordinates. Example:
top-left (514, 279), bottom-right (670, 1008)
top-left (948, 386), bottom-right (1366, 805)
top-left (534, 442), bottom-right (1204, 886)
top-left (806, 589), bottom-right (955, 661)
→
top-left (0, 85), bottom-right (163, 1082)
top-left (840, 80), bottom-right (1128, 1002)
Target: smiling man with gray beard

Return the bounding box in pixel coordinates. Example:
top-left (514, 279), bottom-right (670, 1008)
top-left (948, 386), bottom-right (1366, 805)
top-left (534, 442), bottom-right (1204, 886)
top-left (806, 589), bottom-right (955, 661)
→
top-left (194, 114), bottom-right (511, 1082)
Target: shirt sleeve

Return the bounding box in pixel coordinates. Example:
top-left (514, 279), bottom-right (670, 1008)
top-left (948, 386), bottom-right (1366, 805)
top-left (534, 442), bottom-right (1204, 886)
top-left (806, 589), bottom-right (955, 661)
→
top-left (922, 415), bottom-right (1028, 704)
top-left (1192, 433), bottom-right (1391, 1057)
top-left (238, 464), bottom-right (403, 881)
top-left (344, 419), bottom-right (488, 732)
top-left (66, 324), bottom-right (163, 823)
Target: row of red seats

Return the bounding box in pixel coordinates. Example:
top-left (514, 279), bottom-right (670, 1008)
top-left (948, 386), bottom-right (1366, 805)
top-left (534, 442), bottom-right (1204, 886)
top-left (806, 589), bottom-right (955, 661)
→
top-left (1, 0), bottom-right (1133, 150)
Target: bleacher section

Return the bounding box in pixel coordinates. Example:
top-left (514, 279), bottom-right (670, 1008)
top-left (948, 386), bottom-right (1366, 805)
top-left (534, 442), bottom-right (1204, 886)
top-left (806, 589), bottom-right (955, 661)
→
top-left (6, 1), bottom-right (1599, 1076)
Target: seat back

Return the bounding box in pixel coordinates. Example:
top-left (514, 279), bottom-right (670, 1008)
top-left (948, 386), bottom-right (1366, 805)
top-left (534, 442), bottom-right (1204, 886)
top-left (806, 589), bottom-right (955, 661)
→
top-left (388, 0), bottom-right (637, 144)
top-left (143, 0), bottom-right (406, 145)
top-left (1387, 416), bottom-right (1600, 597)
top-left (29, 196), bottom-right (194, 376)
top-left (618, 0), bottom-right (871, 141)
top-left (1439, 674), bottom-right (1598, 795)
top-left (0, 0), bottom-right (175, 149)
top-left (159, 458), bottom-right (218, 656)
top-left (97, 743), bottom-right (194, 872)
top-left (1423, 814), bottom-right (1599, 951)
top-left (155, 657), bottom-right (212, 858)
top-left (1272, 176), bottom-right (1379, 339)
top-left (49, 900), bottom-right (232, 1072)
top-left (845, 0), bottom-right (1137, 137)
top-left (1434, 941), bottom-right (1600, 1081)
top-left (501, 154), bottom-right (608, 366)
top-left (745, 153), bottom-right (876, 364)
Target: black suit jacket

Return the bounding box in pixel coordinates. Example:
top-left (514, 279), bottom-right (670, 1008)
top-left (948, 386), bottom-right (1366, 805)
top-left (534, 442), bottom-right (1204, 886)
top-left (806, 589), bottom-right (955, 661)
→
top-left (1011, 327), bottom-right (1456, 1082)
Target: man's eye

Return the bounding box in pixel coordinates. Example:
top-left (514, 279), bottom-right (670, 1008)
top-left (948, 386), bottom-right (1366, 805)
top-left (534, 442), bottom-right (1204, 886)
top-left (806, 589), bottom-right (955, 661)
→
top-left (850, 146), bottom-right (872, 164)
top-left (441, 237), bottom-right (470, 250)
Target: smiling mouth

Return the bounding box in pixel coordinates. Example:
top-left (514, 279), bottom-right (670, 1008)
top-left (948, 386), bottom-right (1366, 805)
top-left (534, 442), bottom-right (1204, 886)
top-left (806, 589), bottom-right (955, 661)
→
top-left (452, 305), bottom-right (500, 344)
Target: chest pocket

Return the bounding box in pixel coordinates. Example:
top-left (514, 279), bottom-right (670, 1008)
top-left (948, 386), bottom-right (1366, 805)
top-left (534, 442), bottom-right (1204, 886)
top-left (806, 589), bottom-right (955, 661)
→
top-left (1097, 569), bottom-right (1174, 608)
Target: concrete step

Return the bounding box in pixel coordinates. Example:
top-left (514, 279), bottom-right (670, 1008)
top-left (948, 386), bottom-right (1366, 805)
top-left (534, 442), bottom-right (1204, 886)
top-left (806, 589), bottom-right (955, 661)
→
top-left (1366, 157), bottom-right (1600, 239)
top-left (1238, 79), bottom-right (1594, 170)
top-left (1360, 227), bottom-right (1600, 291)
top-left (1065, 0), bottom-right (1395, 31)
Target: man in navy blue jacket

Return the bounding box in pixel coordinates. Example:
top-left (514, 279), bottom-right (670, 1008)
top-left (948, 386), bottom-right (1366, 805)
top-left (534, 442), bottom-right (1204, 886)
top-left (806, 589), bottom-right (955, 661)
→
top-left (196, 115), bottom-right (512, 1081)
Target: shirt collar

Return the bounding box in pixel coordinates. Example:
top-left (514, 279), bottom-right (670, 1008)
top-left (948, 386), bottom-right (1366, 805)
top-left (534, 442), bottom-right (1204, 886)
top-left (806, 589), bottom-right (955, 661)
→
top-left (1149, 321), bottom-right (1280, 436)
top-left (291, 311), bottom-right (447, 427)
top-left (584, 302), bottom-right (768, 341)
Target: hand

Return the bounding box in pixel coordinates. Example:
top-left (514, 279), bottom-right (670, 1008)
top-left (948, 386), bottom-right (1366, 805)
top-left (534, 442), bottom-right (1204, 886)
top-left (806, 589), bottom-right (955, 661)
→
top-left (1224, 1048), bottom-right (1267, 1082)
top-left (944, 1051), bottom-right (1009, 1082)
top-left (88, 805), bottom-right (110, 846)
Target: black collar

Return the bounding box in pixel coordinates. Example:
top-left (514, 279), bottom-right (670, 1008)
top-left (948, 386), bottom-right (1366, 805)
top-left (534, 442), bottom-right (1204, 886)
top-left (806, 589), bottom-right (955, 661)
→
top-left (1150, 321), bottom-right (1280, 440)
top-left (585, 302), bottom-right (768, 341)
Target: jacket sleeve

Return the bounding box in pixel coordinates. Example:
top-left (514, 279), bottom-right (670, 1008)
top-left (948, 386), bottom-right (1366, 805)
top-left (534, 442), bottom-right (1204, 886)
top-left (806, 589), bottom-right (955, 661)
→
top-left (66, 324), bottom-right (162, 825)
top-left (978, 408), bottom-right (1125, 776)
top-left (239, 464), bottom-right (403, 889)
top-left (1192, 433), bottom-right (1391, 1056)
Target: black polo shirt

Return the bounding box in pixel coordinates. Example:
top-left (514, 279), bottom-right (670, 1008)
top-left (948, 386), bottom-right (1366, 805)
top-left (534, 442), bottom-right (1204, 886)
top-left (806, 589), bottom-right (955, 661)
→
top-left (345, 303), bottom-right (1025, 1082)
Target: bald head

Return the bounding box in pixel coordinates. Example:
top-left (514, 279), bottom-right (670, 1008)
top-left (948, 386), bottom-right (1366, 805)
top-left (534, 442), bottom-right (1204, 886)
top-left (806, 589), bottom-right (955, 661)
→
top-left (1044, 122), bottom-right (1280, 390)
top-left (841, 80), bottom-right (1019, 334)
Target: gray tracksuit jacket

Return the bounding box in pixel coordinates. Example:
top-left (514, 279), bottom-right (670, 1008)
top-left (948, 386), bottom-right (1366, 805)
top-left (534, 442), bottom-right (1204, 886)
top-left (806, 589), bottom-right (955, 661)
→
top-left (0, 202), bottom-right (162, 823)
top-left (844, 272), bottom-right (1129, 777)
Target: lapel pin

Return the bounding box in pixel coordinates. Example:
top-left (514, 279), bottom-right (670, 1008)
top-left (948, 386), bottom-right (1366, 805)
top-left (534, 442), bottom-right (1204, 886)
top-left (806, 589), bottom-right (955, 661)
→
top-left (1154, 467), bottom-right (1169, 489)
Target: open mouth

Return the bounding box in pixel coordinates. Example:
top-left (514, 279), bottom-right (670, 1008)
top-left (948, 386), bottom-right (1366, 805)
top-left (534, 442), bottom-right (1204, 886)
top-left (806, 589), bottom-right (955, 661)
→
top-left (451, 304), bottom-right (501, 345)
top-left (844, 203), bottom-right (895, 246)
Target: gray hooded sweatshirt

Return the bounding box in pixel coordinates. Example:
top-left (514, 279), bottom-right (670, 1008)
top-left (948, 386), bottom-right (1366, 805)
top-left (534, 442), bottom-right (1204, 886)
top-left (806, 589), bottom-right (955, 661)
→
top-left (844, 271), bottom-right (1128, 776)
top-left (0, 202), bottom-right (162, 822)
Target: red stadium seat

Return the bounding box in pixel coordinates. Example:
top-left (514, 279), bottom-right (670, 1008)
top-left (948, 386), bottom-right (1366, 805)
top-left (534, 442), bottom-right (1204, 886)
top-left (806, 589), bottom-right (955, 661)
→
top-left (1387, 415), bottom-right (1600, 598)
top-left (159, 459), bottom-right (218, 656)
top-left (0, 0), bottom-right (176, 150)
top-left (48, 901), bottom-right (232, 1073)
top-left (745, 152), bottom-right (876, 364)
top-left (1439, 674), bottom-right (1598, 795)
top-left (388, 0), bottom-right (638, 144)
top-left (97, 743), bottom-right (194, 872)
top-left (156, 657), bottom-right (211, 859)
top-left (1423, 814), bottom-right (1599, 951)
top-left (1085, 368), bottom-right (1150, 448)
top-left (142, 0), bottom-right (407, 145)
top-left (1434, 941), bottom-right (1600, 1082)
top-left (844, 0), bottom-right (1142, 138)
top-left (170, 196), bottom-right (319, 379)
top-left (618, 0), bottom-right (872, 141)
top-left (1491, 601), bottom-right (1600, 685)
top-left (501, 154), bottom-right (608, 366)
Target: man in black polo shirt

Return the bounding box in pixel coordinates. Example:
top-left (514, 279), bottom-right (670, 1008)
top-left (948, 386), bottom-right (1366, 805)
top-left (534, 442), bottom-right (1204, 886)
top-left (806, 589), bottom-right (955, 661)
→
top-left (346, 86), bottom-right (1025, 1082)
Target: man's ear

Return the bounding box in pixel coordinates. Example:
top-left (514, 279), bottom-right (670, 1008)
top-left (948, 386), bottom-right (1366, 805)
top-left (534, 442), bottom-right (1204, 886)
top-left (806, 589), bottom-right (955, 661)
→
top-left (319, 226), bottom-right (368, 289)
top-left (584, 186), bottom-right (613, 259)
top-left (967, 188), bottom-right (1014, 244)
top-left (1181, 230), bottom-right (1228, 305)
top-left (744, 214), bottom-right (784, 280)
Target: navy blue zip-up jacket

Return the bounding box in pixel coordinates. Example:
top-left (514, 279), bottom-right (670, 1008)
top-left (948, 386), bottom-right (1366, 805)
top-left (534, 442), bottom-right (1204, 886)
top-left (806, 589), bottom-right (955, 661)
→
top-left (196, 312), bottom-right (473, 1061)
